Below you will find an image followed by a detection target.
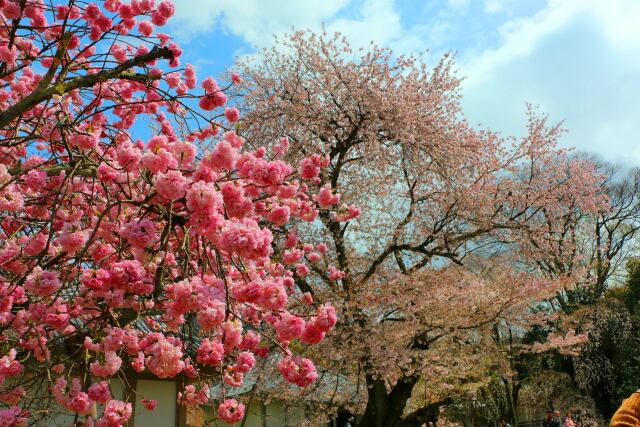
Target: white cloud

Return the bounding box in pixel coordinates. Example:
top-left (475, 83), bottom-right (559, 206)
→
top-left (170, 0), bottom-right (446, 63)
top-left (171, 0), bottom-right (351, 43)
top-left (170, 0), bottom-right (640, 166)
top-left (325, 0), bottom-right (406, 50)
top-left (460, 0), bottom-right (640, 165)
top-left (447, 0), bottom-right (470, 10)
top-left (484, 0), bottom-right (504, 13)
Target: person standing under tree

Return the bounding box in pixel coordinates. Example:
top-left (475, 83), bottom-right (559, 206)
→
top-left (544, 411), bottom-right (555, 427)
top-left (564, 411), bottom-right (575, 427)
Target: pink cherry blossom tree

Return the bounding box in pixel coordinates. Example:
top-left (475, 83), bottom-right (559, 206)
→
top-left (235, 31), bottom-right (607, 426)
top-left (0, 3), bottom-right (348, 426)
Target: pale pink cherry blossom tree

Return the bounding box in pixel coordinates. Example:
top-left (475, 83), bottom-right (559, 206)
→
top-left (234, 31), bottom-right (607, 426)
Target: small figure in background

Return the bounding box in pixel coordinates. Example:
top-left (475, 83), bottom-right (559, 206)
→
top-left (544, 411), bottom-right (555, 427)
top-left (552, 411), bottom-right (562, 427)
top-left (564, 411), bottom-right (575, 427)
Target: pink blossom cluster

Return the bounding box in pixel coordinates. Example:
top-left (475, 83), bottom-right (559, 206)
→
top-left (177, 384), bottom-right (209, 407)
top-left (277, 355), bottom-right (318, 387)
top-left (299, 153), bottom-right (330, 181)
top-left (98, 400), bottom-right (133, 427)
top-left (0, 1), bottom-right (357, 425)
top-left (51, 377), bottom-right (94, 415)
top-left (217, 398), bottom-right (245, 423)
top-left (0, 406), bottom-right (27, 427)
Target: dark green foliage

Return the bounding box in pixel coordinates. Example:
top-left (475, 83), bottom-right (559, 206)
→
top-left (623, 258), bottom-right (640, 313)
top-left (446, 376), bottom-right (509, 426)
top-left (573, 259), bottom-right (640, 418)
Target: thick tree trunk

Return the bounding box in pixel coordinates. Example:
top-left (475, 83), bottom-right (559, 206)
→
top-left (513, 383), bottom-right (521, 426)
top-left (357, 375), bottom-right (418, 427)
top-left (503, 379), bottom-right (519, 427)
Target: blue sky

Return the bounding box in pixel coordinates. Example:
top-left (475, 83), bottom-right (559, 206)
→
top-left (166, 0), bottom-right (640, 166)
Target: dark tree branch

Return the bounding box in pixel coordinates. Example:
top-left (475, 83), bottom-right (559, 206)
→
top-left (0, 45), bottom-right (173, 131)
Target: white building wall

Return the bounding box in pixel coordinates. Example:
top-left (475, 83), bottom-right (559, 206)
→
top-left (133, 380), bottom-right (177, 427)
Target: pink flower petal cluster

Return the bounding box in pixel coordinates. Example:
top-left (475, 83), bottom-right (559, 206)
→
top-left (196, 338), bottom-right (224, 366)
top-left (217, 399), bottom-right (245, 423)
top-left (23, 267), bottom-right (60, 297)
top-left (178, 384), bottom-right (209, 407)
top-left (274, 312), bottom-right (306, 344)
top-left (141, 334), bottom-right (185, 378)
top-left (155, 169), bottom-right (190, 200)
top-left (97, 400), bottom-right (132, 427)
top-left (316, 184), bottom-right (341, 208)
top-left (120, 218), bottom-right (157, 248)
top-left (299, 154), bottom-right (330, 180)
top-left (277, 355), bottom-right (318, 387)
top-left (224, 107), bottom-right (240, 123)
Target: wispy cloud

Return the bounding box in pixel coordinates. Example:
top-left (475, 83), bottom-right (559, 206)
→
top-left (461, 0), bottom-right (640, 164)
top-left (171, 0), bottom-right (350, 43)
top-left (169, 0), bottom-right (640, 165)
top-left (484, 0), bottom-right (504, 13)
top-left (447, 0), bottom-right (470, 11)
